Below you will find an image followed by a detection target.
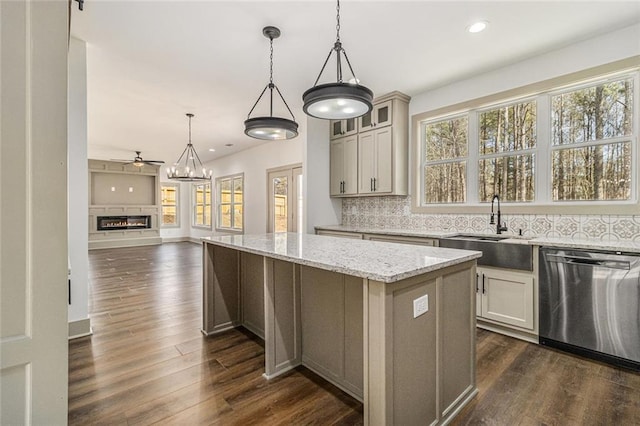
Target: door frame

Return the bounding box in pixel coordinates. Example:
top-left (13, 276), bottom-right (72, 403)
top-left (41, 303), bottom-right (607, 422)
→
top-left (267, 163), bottom-right (303, 233)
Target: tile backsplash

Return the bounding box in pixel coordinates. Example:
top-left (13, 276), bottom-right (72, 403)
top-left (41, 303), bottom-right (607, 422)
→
top-left (341, 196), bottom-right (640, 242)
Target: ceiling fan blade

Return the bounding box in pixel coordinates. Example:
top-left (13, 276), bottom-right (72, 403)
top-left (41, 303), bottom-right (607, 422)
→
top-left (143, 160), bottom-right (165, 164)
top-left (110, 159), bottom-right (134, 163)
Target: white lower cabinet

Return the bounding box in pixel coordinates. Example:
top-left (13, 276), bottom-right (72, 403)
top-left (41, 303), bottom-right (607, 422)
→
top-left (316, 230), bottom-right (363, 239)
top-left (476, 267), bottom-right (534, 330)
top-left (363, 234), bottom-right (437, 246)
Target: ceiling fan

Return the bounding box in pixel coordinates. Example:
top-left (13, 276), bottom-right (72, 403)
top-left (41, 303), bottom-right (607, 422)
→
top-left (111, 151), bottom-right (165, 167)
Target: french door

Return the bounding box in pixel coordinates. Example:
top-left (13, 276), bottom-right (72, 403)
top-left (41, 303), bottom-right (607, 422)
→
top-left (267, 165), bottom-right (303, 233)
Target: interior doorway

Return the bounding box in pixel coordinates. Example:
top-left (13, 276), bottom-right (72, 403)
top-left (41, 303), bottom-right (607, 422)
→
top-left (267, 164), bottom-right (303, 233)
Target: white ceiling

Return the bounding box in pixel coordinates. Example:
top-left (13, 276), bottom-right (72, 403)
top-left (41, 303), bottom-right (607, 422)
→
top-left (71, 1), bottom-right (640, 165)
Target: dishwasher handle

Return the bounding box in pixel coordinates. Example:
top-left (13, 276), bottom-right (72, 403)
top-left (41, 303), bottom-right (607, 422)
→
top-left (545, 253), bottom-right (631, 270)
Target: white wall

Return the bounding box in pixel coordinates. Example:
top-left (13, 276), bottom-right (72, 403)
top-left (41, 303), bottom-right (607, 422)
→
top-left (186, 135), bottom-right (304, 240)
top-left (68, 37), bottom-right (90, 335)
top-left (304, 117), bottom-right (341, 233)
top-left (407, 23), bottom-right (640, 197)
top-left (410, 23), bottom-right (640, 116)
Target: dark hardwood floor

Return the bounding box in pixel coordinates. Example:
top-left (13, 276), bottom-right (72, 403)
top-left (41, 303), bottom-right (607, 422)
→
top-left (69, 243), bottom-right (640, 425)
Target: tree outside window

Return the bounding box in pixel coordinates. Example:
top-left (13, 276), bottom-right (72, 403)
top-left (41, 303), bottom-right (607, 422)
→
top-left (216, 174), bottom-right (243, 232)
top-left (422, 115), bottom-right (468, 203)
top-left (192, 182), bottom-right (211, 228)
top-left (551, 77), bottom-right (633, 201)
top-left (419, 71), bottom-right (637, 207)
top-left (478, 100), bottom-right (536, 202)
top-left (161, 184), bottom-right (179, 227)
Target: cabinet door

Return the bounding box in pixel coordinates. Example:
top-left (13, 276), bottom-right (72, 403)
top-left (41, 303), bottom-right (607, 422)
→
top-left (330, 119), bottom-right (345, 139)
top-left (359, 100), bottom-right (393, 130)
top-left (476, 272), bottom-right (482, 317)
top-left (358, 132), bottom-right (376, 194)
top-left (330, 118), bottom-right (358, 139)
top-left (330, 139), bottom-right (345, 196)
top-left (374, 127), bottom-right (393, 193)
top-left (343, 135), bottom-right (358, 195)
top-left (480, 268), bottom-right (534, 330)
top-left (373, 100), bottom-right (393, 128)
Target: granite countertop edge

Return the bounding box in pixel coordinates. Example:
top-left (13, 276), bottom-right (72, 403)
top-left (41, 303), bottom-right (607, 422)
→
top-left (201, 234), bottom-right (482, 284)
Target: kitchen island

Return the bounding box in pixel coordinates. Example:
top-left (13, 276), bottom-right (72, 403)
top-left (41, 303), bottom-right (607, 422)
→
top-left (202, 233), bottom-right (481, 425)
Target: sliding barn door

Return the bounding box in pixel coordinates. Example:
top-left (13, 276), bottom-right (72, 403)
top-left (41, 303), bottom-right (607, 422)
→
top-left (0, 1), bottom-right (69, 423)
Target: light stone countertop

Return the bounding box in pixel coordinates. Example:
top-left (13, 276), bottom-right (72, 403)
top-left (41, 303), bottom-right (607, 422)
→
top-left (314, 225), bottom-right (640, 254)
top-left (532, 237), bottom-right (640, 253)
top-left (202, 232), bottom-right (481, 284)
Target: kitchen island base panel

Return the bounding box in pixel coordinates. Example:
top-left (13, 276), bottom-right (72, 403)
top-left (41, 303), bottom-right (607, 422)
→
top-left (300, 267), bottom-right (364, 400)
top-left (264, 258), bottom-right (302, 379)
top-left (202, 236), bottom-right (478, 425)
top-left (364, 262), bottom-right (477, 425)
top-left (202, 244), bottom-right (240, 335)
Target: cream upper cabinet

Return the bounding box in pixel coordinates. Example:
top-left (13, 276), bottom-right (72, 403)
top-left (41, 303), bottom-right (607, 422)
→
top-left (358, 127), bottom-right (393, 194)
top-left (330, 135), bottom-right (358, 196)
top-left (359, 99), bottom-right (393, 130)
top-left (329, 91), bottom-right (410, 198)
top-left (476, 267), bottom-right (534, 330)
top-left (330, 117), bottom-right (358, 140)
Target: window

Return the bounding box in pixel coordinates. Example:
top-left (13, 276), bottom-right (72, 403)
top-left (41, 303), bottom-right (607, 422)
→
top-left (161, 184), bottom-right (179, 227)
top-left (192, 182), bottom-right (211, 228)
top-left (216, 174), bottom-right (243, 232)
top-left (478, 100), bottom-right (536, 202)
top-left (422, 115), bottom-right (468, 203)
top-left (551, 77), bottom-right (633, 201)
top-left (416, 69), bottom-right (638, 212)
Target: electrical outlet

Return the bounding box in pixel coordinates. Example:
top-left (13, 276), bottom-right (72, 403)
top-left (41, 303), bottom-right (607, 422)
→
top-left (413, 294), bottom-right (429, 318)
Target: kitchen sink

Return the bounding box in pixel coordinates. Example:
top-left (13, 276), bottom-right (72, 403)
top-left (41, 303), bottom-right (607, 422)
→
top-left (452, 234), bottom-right (511, 242)
top-left (439, 234), bottom-right (533, 271)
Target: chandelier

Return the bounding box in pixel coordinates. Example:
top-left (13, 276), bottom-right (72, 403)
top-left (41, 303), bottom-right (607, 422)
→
top-left (167, 113), bottom-right (212, 181)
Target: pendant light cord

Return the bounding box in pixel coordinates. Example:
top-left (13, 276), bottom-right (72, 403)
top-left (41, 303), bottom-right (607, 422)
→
top-left (335, 0), bottom-right (341, 43)
top-left (312, 0), bottom-right (359, 87)
top-left (269, 37), bottom-right (274, 85)
top-left (246, 29), bottom-right (296, 121)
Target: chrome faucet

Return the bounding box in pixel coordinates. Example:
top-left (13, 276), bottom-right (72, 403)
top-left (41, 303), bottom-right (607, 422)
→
top-left (490, 195), bottom-right (508, 234)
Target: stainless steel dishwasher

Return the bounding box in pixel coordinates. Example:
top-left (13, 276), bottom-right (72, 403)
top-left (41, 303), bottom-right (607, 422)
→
top-left (539, 247), bottom-right (640, 370)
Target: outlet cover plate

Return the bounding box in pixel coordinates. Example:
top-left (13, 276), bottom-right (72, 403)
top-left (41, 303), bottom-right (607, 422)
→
top-left (413, 294), bottom-right (429, 318)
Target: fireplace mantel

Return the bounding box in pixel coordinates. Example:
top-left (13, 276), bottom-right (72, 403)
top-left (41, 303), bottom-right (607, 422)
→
top-left (88, 160), bottom-right (161, 249)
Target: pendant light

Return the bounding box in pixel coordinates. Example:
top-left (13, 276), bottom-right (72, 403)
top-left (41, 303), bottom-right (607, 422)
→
top-left (244, 26), bottom-right (298, 140)
top-left (302, 0), bottom-right (373, 120)
top-left (167, 113), bottom-right (212, 181)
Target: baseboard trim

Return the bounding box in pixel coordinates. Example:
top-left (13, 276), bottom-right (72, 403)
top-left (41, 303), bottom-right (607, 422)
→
top-left (162, 236), bottom-right (191, 243)
top-left (68, 318), bottom-right (92, 339)
top-left (89, 237), bottom-right (162, 250)
top-left (477, 320), bottom-right (539, 344)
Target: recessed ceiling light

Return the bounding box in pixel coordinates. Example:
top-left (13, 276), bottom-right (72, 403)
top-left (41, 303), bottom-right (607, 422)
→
top-left (208, 148), bottom-right (216, 152)
top-left (467, 21), bottom-right (488, 33)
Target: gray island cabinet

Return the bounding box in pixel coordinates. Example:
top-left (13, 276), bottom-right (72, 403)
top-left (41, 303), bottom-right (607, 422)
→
top-left (202, 233), bottom-right (481, 425)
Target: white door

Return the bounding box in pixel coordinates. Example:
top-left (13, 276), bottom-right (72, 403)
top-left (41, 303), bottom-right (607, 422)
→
top-left (0, 1), bottom-right (69, 423)
top-left (268, 165), bottom-right (303, 233)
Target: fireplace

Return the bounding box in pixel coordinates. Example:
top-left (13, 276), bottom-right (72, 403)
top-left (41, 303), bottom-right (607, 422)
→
top-left (97, 215), bottom-right (151, 231)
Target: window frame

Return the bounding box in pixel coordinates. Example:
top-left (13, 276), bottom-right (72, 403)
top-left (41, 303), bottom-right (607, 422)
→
top-left (160, 183), bottom-right (180, 228)
top-left (420, 113), bottom-right (469, 205)
top-left (411, 60), bottom-right (640, 215)
top-left (475, 96), bottom-right (538, 203)
top-left (215, 173), bottom-right (244, 233)
top-left (191, 182), bottom-right (212, 229)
